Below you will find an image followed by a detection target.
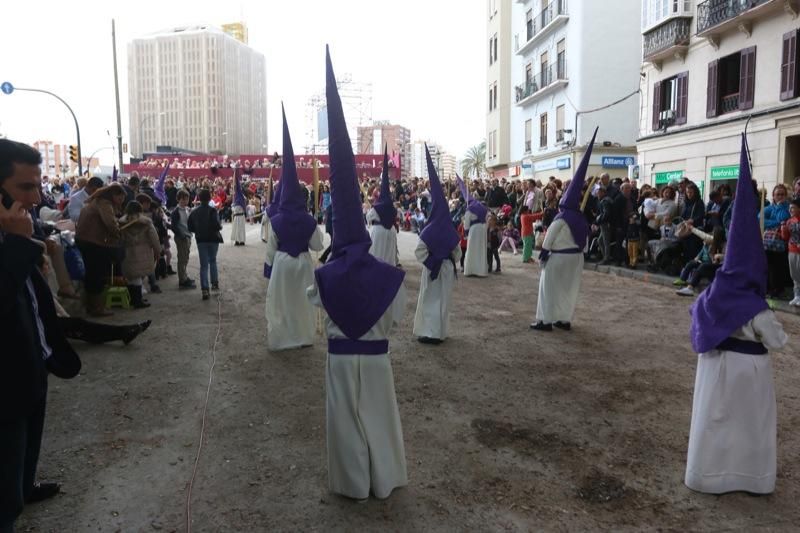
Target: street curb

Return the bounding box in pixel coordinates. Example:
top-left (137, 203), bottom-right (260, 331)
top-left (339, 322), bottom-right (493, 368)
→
top-left (584, 262), bottom-right (800, 317)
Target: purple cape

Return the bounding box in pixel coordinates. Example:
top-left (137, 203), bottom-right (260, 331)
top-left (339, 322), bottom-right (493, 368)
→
top-left (690, 134), bottom-right (768, 353)
top-left (314, 45), bottom-right (405, 340)
top-left (419, 144), bottom-right (460, 279)
top-left (553, 127), bottom-right (598, 250)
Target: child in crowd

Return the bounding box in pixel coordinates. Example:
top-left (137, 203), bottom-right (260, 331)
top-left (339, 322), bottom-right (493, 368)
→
top-left (519, 206), bottom-right (535, 263)
top-left (500, 221), bottom-right (520, 254)
top-left (120, 201), bottom-right (161, 308)
top-left (627, 211), bottom-right (641, 268)
top-left (487, 214), bottom-right (501, 274)
top-left (781, 198), bottom-right (800, 306)
top-left (458, 221), bottom-right (468, 272)
top-left (676, 226), bottom-right (726, 296)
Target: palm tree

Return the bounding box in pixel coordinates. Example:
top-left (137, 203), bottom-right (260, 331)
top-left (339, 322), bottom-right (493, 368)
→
top-left (461, 142), bottom-right (486, 179)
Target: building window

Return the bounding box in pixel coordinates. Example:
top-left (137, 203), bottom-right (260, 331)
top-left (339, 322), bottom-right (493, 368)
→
top-left (781, 29), bottom-right (799, 101)
top-left (652, 71), bottom-right (688, 129)
top-left (493, 35), bottom-right (498, 64)
top-left (489, 85), bottom-right (494, 111)
top-left (707, 47), bottom-right (755, 118)
top-left (526, 9), bottom-right (533, 41)
top-left (524, 119), bottom-right (532, 153)
top-left (489, 37), bottom-right (494, 65)
top-left (557, 39), bottom-right (566, 79)
top-left (540, 51), bottom-right (549, 86)
top-left (493, 82), bottom-right (498, 110)
top-left (539, 113), bottom-right (548, 148)
top-left (556, 105), bottom-right (565, 141)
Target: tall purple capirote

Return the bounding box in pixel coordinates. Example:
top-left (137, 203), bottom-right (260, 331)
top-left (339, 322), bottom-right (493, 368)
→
top-left (111, 166), bottom-right (118, 182)
top-left (690, 134), bottom-right (768, 353)
top-left (314, 45), bottom-right (405, 341)
top-left (233, 166), bottom-right (246, 209)
top-left (419, 144), bottom-right (461, 280)
top-left (553, 127), bottom-right (598, 250)
top-left (372, 145), bottom-right (397, 229)
top-left (154, 162), bottom-right (170, 203)
top-left (456, 173), bottom-right (488, 223)
top-left (267, 177), bottom-right (283, 218)
top-left (269, 104), bottom-right (317, 258)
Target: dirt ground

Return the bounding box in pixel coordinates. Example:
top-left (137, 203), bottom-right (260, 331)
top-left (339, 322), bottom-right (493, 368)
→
top-left (17, 224), bottom-right (800, 532)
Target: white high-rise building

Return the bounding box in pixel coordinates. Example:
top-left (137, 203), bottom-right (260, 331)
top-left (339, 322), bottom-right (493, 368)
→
top-left (409, 140), bottom-right (455, 179)
top-left (638, 0), bottom-right (800, 195)
top-left (128, 24), bottom-right (267, 157)
top-left (486, 0), bottom-right (514, 176)
top-left (507, 0), bottom-right (641, 182)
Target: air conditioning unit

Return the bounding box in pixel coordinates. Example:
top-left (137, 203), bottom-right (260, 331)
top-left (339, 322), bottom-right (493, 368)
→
top-left (628, 164), bottom-right (640, 182)
top-left (659, 109), bottom-right (675, 121)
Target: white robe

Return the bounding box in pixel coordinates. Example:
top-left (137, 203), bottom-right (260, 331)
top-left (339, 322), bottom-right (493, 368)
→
top-left (308, 282), bottom-right (408, 500)
top-left (366, 207), bottom-right (398, 266)
top-left (230, 205), bottom-right (247, 244)
top-left (413, 241), bottom-right (461, 340)
top-left (261, 212), bottom-right (270, 243)
top-left (685, 309), bottom-right (788, 494)
top-left (535, 218), bottom-right (583, 324)
top-left (265, 226), bottom-right (324, 351)
top-left (463, 211), bottom-right (488, 277)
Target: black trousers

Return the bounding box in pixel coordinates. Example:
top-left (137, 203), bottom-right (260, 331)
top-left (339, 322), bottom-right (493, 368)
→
top-left (0, 396), bottom-right (46, 532)
top-left (766, 250), bottom-right (792, 296)
top-left (487, 247), bottom-right (501, 272)
top-left (76, 241), bottom-right (118, 295)
top-left (59, 317), bottom-right (128, 344)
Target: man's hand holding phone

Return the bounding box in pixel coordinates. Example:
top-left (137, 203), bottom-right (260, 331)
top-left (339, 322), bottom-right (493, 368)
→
top-left (0, 193), bottom-right (34, 238)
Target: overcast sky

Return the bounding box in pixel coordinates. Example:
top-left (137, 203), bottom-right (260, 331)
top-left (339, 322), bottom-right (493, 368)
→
top-left (0, 0), bottom-right (485, 166)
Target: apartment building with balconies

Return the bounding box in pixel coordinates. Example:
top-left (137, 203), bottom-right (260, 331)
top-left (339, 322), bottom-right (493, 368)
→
top-left (638, 0), bottom-right (800, 195)
top-left (505, 0), bottom-right (641, 182)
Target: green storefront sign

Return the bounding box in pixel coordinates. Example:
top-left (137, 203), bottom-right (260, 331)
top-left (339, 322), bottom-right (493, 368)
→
top-left (710, 165), bottom-right (739, 180)
top-left (654, 170), bottom-right (683, 185)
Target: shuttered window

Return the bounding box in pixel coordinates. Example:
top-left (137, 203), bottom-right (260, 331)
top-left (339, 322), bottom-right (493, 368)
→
top-left (652, 82), bottom-right (662, 130)
top-left (781, 29), bottom-right (798, 101)
top-left (676, 72), bottom-right (688, 124)
top-left (707, 60), bottom-right (719, 118)
top-left (739, 46), bottom-right (756, 110)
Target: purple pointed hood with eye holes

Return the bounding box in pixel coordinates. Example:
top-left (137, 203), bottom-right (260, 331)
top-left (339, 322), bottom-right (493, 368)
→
top-left (372, 145), bottom-right (397, 229)
top-left (314, 45), bottom-right (405, 341)
top-left (553, 127), bottom-right (598, 250)
top-left (690, 133), bottom-right (769, 353)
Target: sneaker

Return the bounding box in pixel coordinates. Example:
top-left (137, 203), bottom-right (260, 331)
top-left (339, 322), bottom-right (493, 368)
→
top-left (179, 279), bottom-right (197, 289)
top-left (676, 286), bottom-right (695, 296)
top-left (789, 297), bottom-right (800, 307)
top-left (211, 283), bottom-right (220, 291)
top-left (673, 279), bottom-right (688, 287)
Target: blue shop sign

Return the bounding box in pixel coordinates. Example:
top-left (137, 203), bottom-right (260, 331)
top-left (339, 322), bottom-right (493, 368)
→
top-left (556, 157), bottom-right (571, 170)
top-left (602, 156), bottom-right (635, 168)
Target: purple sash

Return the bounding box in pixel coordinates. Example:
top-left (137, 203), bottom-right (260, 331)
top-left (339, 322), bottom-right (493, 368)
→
top-left (328, 338), bottom-right (388, 355)
top-left (714, 337), bottom-right (767, 355)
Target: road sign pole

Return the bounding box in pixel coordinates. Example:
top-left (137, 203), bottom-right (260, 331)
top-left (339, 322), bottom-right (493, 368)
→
top-left (1, 82), bottom-right (83, 175)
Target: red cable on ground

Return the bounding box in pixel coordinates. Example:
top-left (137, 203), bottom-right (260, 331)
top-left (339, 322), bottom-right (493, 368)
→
top-left (185, 291), bottom-right (223, 533)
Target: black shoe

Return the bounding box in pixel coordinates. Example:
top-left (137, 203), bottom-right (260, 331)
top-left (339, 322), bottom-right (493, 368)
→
top-left (133, 300), bottom-right (151, 309)
top-left (202, 289), bottom-right (210, 301)
top-left (554, 321), bottom-right (571, 331)
top-left (123, 320), bottom-right (152, 345)
top-left (166, 266), bottom-right (177, 275)
top-left (150, 285), bottom-right (162, 294)
top-left (179, 279), bottom-right (197, 289)
top-left (529, 321), bottom-right (553, 331)
top-left (493, 269), bottom-right (501, 274)
top-left (418, 336), bottom-right (443, 345)
top-left (211, 283), bottom-right (219, 291)
top-left (26, 482), bottom-right (61, 503)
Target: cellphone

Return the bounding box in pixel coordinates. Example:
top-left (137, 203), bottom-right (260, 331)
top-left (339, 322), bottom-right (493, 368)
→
top-left (0, 187), bottom-right (14, 210)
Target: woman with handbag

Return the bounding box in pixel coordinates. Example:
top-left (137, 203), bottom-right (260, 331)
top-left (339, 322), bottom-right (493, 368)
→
top-left (761, 184), bottom-right (791, 297)
top-left (75, 183), bottom-right (126, 316)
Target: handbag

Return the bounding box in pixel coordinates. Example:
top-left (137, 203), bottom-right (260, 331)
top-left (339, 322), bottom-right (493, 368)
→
top-left (763, 228), bottom-right (786, 252)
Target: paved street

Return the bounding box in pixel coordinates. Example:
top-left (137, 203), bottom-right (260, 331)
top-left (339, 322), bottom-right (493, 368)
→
top-left (18, 224), bottom-right (800, 531)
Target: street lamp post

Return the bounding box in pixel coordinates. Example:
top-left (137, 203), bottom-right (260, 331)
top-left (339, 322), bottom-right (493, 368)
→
top-left (139, 112), bottom-right (165, 158)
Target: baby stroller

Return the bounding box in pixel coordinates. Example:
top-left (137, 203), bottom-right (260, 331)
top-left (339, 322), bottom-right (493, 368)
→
top-left (647, 220), bottom-right (687, 276)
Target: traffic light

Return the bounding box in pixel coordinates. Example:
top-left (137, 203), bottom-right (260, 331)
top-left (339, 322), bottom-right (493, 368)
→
top-left (68, 145), bottom-right (78, 163)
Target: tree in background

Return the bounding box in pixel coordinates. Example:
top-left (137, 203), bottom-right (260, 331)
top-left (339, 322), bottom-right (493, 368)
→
top-left (460, 141), bottom-right (486, 179)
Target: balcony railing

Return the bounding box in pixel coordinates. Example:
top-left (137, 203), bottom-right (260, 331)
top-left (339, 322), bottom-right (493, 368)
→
top-left (515, 62), bottom-right (568, 103)
top-left (720, 92), bottom-right (740, 113)
top-left (527, 0), bottom-right (568, 42)
top-left (697, 0), bottom-right (770, 34)
top-left (643, 17), bottom-right (692, 60)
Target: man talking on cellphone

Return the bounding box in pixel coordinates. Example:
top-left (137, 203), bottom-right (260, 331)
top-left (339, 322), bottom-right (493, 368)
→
top-left (0, 139), bottom-right (81, 533)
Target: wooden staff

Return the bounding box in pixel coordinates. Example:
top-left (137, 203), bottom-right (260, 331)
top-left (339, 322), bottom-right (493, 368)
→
top-left (580, 176), bottom-right (598, 212)
top-left (760, 182), bottom-right (766, 236)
